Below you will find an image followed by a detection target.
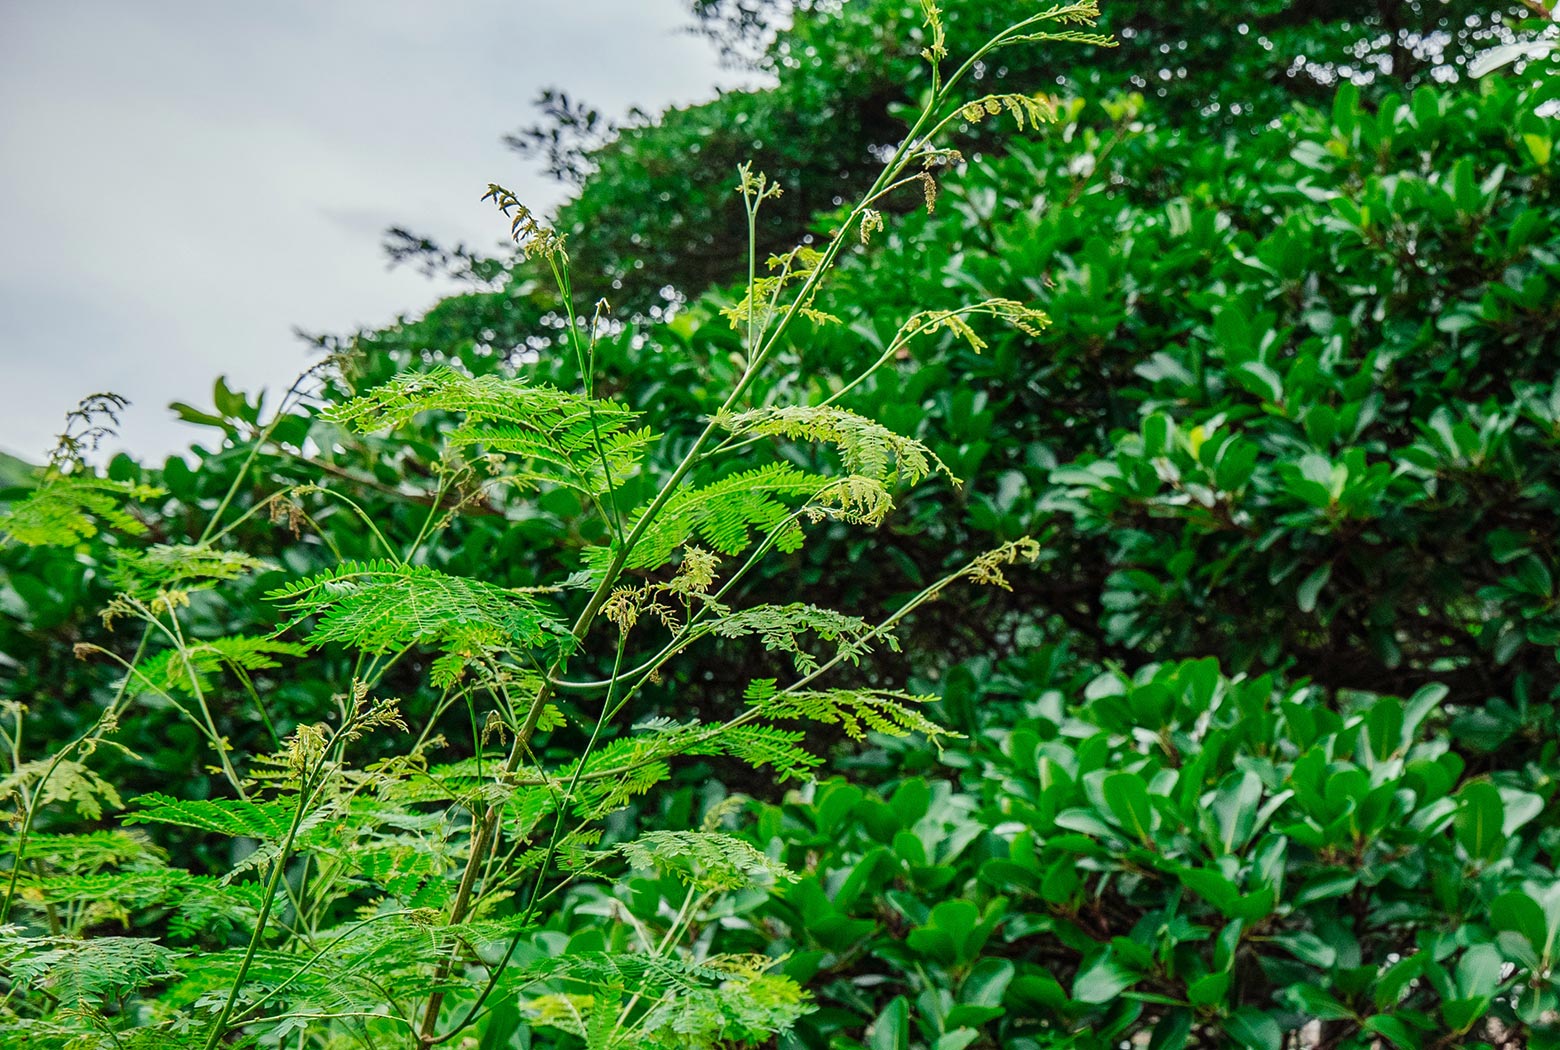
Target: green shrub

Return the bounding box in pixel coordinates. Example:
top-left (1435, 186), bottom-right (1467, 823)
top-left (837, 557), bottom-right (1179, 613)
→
top-left (698, 45), bottom-right (1560, 1049)
top-left (752, 656), bottom-right (1560, 1048)
top-left (537, 0), bottom-right (1537, 313)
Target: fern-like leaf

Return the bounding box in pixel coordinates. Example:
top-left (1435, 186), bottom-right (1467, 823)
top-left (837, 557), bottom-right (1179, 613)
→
top-left (108, 543), bottom-right (268, 598)
top-left (519, 952), bottom-right (808, 1050)
top-left (14, 870), bottom-right (264, 940)
top-left (903, 299), bottom-right (1050, 354)
top-left (324, 367), bottom-right (651, 495)
top-left (3, 830), bottom-right (161, 874)
top-left (710, 603), bottom-right (891, 674)
top-left (0, 475), bottom-right (162, 547)
top-left (2, 759), bottom-right (123, 820)
top-left (518, 951), bottom-right (757, 996)
top-left (122, 793), bottom-right (297, 841)
top-left (606, 830), bottom-right (795, 892)
top-left (1, 933), bottom-right (184, 1010)
top-left (718, 724), bottom-right (823, 781)
top-left (130, 636), bottom-right (307, 697)
top-left (590, 464), bottom-right (827, 576)
top-left (635, 967), bottom-right (808, 1050)
top-left (718, 246), bottom-right (827, 334)
top-left (266, 560), bottom-right (569, 656)
top-left (744, 680), bottom-right (955, 746)
top-left (566, 719), bottom-right (823, 812)
top-left (716, 405), bottom-right (953, 486)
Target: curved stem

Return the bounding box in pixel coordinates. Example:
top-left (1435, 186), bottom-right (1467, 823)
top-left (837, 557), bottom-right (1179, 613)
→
top-left (410, 8), bottom-right (1083, 1039)
top-left (0, 628), bottom-right (150, 925)
top-left (199, 364), bottom-right (324, 546)
top-left (226, 909), bottom-right (417, 1027)
top-left (201, 773), bottom-right (318, 1050)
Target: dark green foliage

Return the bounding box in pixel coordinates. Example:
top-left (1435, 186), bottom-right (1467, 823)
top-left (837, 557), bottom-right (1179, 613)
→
top-left (538, 0), bottom-right (1536, 311)
top-left (746, 656), bottom-right (1560, 1048)
top-left (835, 72), bottom-right (1560, 710)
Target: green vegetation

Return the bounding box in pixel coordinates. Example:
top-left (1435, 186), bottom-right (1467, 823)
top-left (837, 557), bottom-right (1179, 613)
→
top-left (0, 453), bottom-right (35, 491)
top-left (4, 2), bottom-right (1560, 1048)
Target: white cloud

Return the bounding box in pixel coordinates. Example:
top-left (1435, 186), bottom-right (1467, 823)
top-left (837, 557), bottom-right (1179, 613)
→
top-left (0, 0), bottom-right (740, 461)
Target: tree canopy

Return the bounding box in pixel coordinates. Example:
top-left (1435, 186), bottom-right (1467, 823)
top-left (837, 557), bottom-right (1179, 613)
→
top-left (484, 0), bottom-right (1539, 311)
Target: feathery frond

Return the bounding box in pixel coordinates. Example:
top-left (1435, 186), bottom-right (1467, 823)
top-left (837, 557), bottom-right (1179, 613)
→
top-left (711, 602), bottom-right (891, 674)
top-left (325, 367), bottom-right (651, 495)
top-left (2, 934), bottom-right (184, 1010)
top-left (902, 299), bottom-right (1051, 356)
top-left (108, 544), bottom-right (268, 598)
top-left (808, 475), bottom-right (898, 526)
top-left (4, 831), bottom-right (161, 874)
top-left (608, 830), bottom-right (795, 892)
top-left (0, 475), bottom-right (162, 547)
top-left (744, 680), bottom-right (956, 747)
top-left (964, 535), bottom-right (1043, 589)
top-left (569, 718), bottom-right (822, 798)
top-left (592, 463), bottom-right (827, 575)
top-left (997, 0), bottom-right (1115, 52)
top-left (13, 869), bottom-right (263, 939)
top-left (719, 245), bottom-right (828, 334)
top-left (130, 636), bottom-right (307, 697)
top-left (635, 968), bottom-right (808, 1050)
top-left (45, 392), bottom-right (131, 470)
top-left (520, 951), bottom-right (748, 996)
top-left (122, 794), bottom-right (297, 842)
top-left (718, 724), bottom-right (823, 781)
top-left (717, 405), bottom-right (953, 486)
top-left (521, 952), bottom-right (808, 1050)
top-left (267, 560), bottom-right (569, 656)
top-left (2, 759), bottom-right (123, 821)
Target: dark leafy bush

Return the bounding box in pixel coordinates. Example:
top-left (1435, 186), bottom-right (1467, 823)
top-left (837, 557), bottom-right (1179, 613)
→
top-left (751, 655), bottom-right (1560, 1048)
top-left (529, 0), bottom-right (1538, 312)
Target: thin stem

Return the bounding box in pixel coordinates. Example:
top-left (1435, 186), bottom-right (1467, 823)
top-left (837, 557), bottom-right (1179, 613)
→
top-left (530, 546), bottom-right (1011, 792)
top-left (227, 909), bottom-right (417, 1027)
top-left (410, 11), bottom-right (1079, 1039)
top-left (198, 365), bottom-right (324, 546)
top-left (201, 776), bottom-right (318, 1050)
top-left (164, 611), bottom-right (248, 796)
top-left (0, 627), bottom-right (151, 926)
top-left (403, 472), bottom-right (456, 562)
top-left (550, 255), bottom-right (627, 545)
top-left (305, 487), bottom-right (401, 562)
top-left (745, 181), bottom-right (761, 357)
top-left (612, 884), bottom-right (704, 1039)
top-left (423, 632), bottom-right (630, 1042)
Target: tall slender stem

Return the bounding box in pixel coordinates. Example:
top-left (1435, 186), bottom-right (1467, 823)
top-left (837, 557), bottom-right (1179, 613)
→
top-left (412, 7), bottom-right (1088, 1040)
top-left (201, 771), bottom-right (320, 1050)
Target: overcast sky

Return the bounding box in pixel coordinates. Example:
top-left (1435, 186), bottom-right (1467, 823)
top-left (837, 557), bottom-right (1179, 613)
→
top-left (0, 1), bottom-right (738, 463)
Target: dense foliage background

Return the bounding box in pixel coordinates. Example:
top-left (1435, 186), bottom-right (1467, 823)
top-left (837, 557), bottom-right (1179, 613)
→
top-left (5, 1), bottom-right (1560, 1047)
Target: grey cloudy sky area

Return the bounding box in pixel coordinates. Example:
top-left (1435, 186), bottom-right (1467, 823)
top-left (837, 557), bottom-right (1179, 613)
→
top-left (0, 1), bottom-right (739, 463)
